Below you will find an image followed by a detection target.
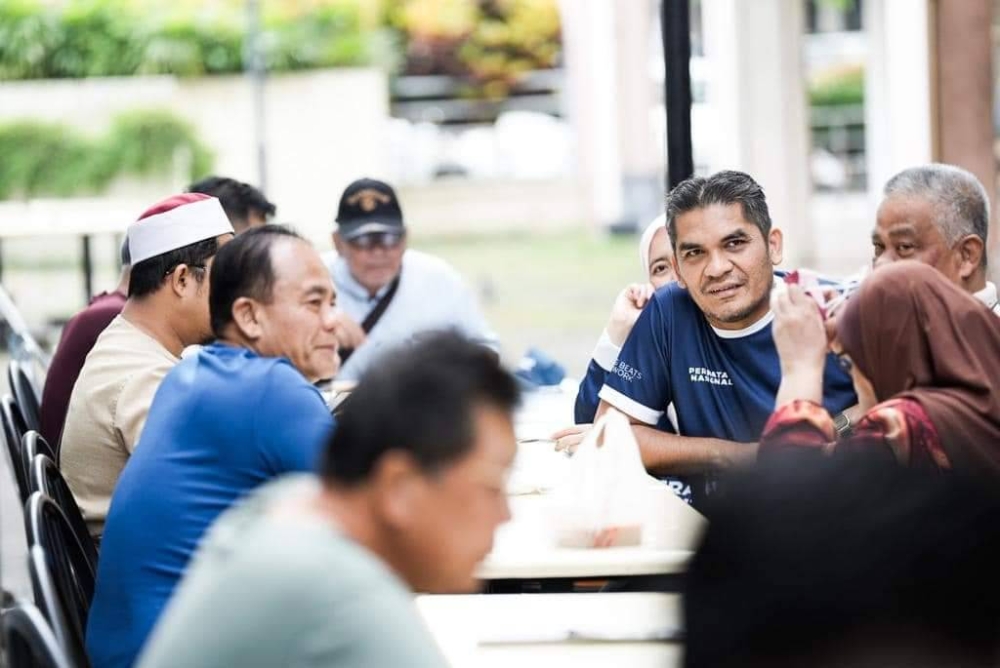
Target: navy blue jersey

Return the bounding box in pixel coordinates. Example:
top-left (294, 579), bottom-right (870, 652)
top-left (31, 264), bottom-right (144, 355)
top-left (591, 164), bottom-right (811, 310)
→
top-left (599, 279), bottom-right (856, 444)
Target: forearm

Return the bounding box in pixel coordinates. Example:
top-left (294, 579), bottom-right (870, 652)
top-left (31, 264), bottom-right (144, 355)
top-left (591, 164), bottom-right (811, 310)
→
top-left (774, 367), bottom-right (824, 408)
top-left (632, 424), bottom-right (757, 474)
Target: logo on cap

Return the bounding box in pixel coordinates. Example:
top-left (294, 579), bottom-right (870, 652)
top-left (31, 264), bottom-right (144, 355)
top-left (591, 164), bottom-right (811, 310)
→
top-left (347, 189), bottom-right (391, 213)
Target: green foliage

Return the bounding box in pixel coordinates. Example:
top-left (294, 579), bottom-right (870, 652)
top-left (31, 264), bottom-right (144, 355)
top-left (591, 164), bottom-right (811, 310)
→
top-left (385, 0), bottom-right (562, 97)
top-left (0, 109), bottom-right (213, 199)
top-left (104, 110), bottom-right (214, 181)
top-left (0, 0), bottom-right (374, 80)
top-left (809, 64), bottom-right (864, 106)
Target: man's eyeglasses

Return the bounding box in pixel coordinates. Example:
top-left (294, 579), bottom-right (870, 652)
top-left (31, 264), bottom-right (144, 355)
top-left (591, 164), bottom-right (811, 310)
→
top-left (347, 232), bottom-right (404, 250)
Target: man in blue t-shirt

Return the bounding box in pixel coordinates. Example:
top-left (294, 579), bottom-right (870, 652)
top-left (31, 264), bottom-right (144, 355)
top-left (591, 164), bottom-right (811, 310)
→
top-left (597, 171), bottom-right (857, 505)
top-left (86, 226), bottom-right (342, 668)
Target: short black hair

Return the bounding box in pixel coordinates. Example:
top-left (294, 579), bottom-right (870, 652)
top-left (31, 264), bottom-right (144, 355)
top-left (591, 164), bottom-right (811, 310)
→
top-left (685, 452), bottom-right (1000, 668)
top-left (128, 236), bottom-right (221, 299)
top-left (322, 331), bottom-right (520, 486)
top-left (119, 237), bottom-right (131, 266)
top-left (209, 225), bottom-right (304, 337)
top-left (188, 175), bottom-right (276, 230)
top-left (665, 170), bottom-right (772, 248)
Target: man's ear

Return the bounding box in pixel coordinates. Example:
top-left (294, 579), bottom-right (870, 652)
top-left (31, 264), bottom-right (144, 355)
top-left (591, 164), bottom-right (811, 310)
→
top-left (231, 297), bottom-right (263, 341)
top-left (956, 234), bottom-right (985, 281)
top-left (333, 232), bottom-right (345, 255)
top-left (370, 451), bottom-right (423, 528)
top-left (167, 265), bottom-right (193, 298)
top-left (768, 228), bottom-right (784, 266)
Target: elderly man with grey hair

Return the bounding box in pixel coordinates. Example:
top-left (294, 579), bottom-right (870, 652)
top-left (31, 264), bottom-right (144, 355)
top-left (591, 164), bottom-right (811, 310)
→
top-left (872, 163), bottom-right (999, 314)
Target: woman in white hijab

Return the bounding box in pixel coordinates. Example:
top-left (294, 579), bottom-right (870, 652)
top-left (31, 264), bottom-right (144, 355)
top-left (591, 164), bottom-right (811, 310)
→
top-left (563, 214), bottom-right (674, 425)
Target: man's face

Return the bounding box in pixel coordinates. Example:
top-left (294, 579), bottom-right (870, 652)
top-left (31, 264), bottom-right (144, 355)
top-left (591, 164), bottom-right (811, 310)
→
top-left (251, 239), bottom-right (341, 382)
top-left (333, 231), bottom-right (406, 296)
top-left (873, 195), bottom-right (963, 284)
top-left (671, 203), bottom-right (782, 330)
top-left (391, 405), bottom-right (516, 593)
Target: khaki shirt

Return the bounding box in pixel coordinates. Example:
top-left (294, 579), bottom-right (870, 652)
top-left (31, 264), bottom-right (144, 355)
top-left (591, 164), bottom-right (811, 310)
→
top-left (60, 315), bottom-right (179, 537)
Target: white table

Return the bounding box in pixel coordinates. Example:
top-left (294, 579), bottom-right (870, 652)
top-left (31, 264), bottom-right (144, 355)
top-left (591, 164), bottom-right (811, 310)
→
top-left (417, 592), bottom-right (683, 668)
top-left (481, 455), bottom-right (706, 581)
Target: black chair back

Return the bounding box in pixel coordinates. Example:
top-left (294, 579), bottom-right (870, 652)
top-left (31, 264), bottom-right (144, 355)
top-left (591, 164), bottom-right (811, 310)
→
top-left (24, 493), bottom-right (95, 668)
top-left (22, 430), bottom-right (56, 494)
top-left (8, 359), bottom-right (41, 434)
top-left (1, 601), bottom-right (74, 668)
top-left (29, 454), bottom-right (98, 573)
top-left (2, 393), bottom-right (29, 503)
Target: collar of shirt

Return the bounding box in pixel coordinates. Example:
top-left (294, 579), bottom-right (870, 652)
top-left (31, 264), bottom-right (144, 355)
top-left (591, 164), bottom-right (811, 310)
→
top-left (974, 281), bottom-right (1000, 312)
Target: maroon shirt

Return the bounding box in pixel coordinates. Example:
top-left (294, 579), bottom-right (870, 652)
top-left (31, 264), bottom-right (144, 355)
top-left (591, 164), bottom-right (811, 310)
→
top-left (39, 291), bottom-right (127, 448)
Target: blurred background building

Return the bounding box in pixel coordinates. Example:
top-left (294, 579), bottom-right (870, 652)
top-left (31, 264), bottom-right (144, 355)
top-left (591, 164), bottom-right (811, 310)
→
top-left (0, 0), bottom-right (996, 372)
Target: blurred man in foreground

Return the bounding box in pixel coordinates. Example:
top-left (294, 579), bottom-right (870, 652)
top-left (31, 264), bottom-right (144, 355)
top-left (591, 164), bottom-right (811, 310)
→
top-left (137, 331), bottom-right (518, 668)
top-left (685, 451), bottom-right (1000, 667)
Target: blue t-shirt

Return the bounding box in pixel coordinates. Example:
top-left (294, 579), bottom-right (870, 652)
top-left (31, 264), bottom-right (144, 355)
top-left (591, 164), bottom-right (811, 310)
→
top-left (598, 281), bottom-right (856, 482)
top-left (86, 343), bottom-right (335, 668)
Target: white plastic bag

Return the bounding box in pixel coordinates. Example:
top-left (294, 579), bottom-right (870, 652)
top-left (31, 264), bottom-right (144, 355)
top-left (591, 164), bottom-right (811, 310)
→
top-left (548, 409), bottom-right (648, 548)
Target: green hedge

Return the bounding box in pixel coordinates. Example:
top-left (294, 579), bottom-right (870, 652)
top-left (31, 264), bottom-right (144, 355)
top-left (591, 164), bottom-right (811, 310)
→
top-left (0, 109), bottom-right (213, 199)
top-left (0, 0), bottom-right (374, 80)
top-left (809, 64), bottom-right (864, 107)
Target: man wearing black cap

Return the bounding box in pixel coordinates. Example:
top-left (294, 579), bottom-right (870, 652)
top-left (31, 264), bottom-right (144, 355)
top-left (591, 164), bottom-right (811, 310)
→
top-left (325, 177), bottom-right (497, 380)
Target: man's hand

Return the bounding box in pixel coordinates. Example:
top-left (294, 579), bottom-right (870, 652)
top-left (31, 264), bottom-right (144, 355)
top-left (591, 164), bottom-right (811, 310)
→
top-left (333, 311), bottom-right (367, 350)
top-left (606, 283), bottom-right (655, 346)
top-left (550, 424), bottom-right (591, 453)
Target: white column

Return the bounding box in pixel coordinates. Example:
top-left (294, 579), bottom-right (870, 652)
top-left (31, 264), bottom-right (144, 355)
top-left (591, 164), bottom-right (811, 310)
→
top-left (863, 0), bottom-right (934, 197)
top-left (700, 0), bottom-right (812, 267)
top-left (558, 0), bottom-right (624, 229)
top-left (614, 0), bottom-right (663, 228)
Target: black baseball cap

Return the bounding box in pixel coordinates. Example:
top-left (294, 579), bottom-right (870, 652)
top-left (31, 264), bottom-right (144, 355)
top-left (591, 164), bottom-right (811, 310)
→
top-left (335, 178), bottom-right (405, 240)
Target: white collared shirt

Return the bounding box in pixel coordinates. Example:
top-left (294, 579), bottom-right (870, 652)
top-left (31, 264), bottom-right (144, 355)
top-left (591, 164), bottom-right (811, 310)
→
top-left (973, 281), bottom-right (1000, 316)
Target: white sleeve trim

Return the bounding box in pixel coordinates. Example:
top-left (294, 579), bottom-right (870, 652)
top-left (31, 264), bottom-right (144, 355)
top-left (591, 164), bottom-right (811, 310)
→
top-left (591, 330), bottom-right (621, 372)
top-left (597, 385), bottom-right (664, 426)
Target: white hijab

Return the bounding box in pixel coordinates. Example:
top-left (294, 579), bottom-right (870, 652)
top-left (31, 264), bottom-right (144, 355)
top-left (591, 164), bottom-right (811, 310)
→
top-left (639, 213), bottom-right (668, 277)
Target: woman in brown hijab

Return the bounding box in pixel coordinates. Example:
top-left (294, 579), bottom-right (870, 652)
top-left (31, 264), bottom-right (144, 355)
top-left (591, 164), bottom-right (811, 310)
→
top-left (761, 260), bottom-right (1000, 476)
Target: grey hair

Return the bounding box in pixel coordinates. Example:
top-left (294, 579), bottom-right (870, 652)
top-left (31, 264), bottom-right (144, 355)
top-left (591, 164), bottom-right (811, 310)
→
top-left (883, 164), bottom-right (990, 265)
top-left (665, 170), bottom-right (771, 248)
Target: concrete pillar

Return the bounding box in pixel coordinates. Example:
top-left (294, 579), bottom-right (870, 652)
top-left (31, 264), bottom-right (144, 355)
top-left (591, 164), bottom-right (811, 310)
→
top-left (614, 0), bottom-right (663, 228)
top-left (700, 0), bottom-right (812, 267)
top-left (932, 0), bottom-right (997, 263)
top-left (863, 0), bottom-right (934, 198)
top-left (558, 0), bottom-right (624, 229)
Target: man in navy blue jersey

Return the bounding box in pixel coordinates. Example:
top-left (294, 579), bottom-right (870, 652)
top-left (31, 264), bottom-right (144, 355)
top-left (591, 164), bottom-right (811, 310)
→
top-left (597, 171), bottom-right (857, 505)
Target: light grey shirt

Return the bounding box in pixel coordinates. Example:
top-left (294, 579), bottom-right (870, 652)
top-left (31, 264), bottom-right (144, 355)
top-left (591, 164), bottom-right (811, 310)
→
top-left (137, 476), bottom-right (449, 668)
top-left (324, 249), bottom-right (498, 380)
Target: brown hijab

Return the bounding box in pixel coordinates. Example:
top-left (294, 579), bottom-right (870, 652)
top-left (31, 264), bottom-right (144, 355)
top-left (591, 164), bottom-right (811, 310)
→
top-left (837, 261), bottom-right (1000, 476)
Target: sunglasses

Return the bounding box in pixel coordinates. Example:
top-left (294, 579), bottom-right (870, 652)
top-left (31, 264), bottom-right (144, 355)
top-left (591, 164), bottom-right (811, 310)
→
top-left (347, 231), bottom-right (404, 250)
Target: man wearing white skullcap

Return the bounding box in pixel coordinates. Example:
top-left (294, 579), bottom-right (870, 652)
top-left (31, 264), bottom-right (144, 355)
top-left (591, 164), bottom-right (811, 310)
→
top-left (61, 193), bottom-right (234, 539)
